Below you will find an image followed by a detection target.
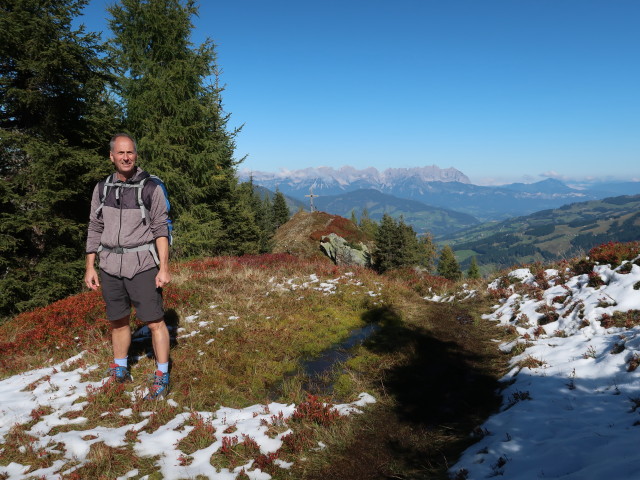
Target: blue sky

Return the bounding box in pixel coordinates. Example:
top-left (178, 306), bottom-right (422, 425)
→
top-left (78, 0), bottom-right (639, 185)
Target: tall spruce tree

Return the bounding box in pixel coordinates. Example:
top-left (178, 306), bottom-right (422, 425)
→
top-left (272, 190), bottom-right (290, 229)
top-left (416, 233), bottom-right (437, 271)
top-left (395, 217), bottom-right (420, 266)
top-left (0, 0), bottom-right (117, 317)
top-left (437, 245), bottom-right (463, 281)
top-left (372, 214), bottom-right (434, 273)
top-left (235, 179), bottom-right (280, 254)
top-left (373, 214), bottom-right (397, 273)
top-left (221, 181), bottom-right (262, 255)
top-left (108, 0), bottom-right (247, 257)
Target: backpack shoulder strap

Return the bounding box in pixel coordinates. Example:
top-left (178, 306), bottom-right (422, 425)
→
top-left (146, 175), bottom-right (170, 212)
top-left (95, 173), bottom-right (117, 217)
top-left (145, 175), bottom-right (173, 245)
top-left (136, 177), bottom-right (148, 224)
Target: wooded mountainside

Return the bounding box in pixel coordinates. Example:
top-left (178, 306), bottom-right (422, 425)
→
top-left (443, 194), bottom-right (640, 271)
top-left (0, 0), bottom-right (287, 318)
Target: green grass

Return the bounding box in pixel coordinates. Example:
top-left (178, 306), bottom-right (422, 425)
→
top-left (0, 254), bottom-right (511, 479)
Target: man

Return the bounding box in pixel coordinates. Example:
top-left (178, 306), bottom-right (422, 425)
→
top-left (85, 133), bottom-right (172, 400)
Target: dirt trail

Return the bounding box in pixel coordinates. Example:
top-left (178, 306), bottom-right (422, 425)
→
top-left (302, 300), bottom-right (508, 480)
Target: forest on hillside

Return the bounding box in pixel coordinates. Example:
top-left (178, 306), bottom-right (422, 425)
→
top-left (1, 0), bottom-right (450, 321)
top-left (0, 0), bottom-right (297, 319)
top-left (445, 195), bottom-right (640, 271)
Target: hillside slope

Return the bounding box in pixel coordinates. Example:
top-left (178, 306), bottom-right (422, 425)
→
top-left (312, 188), bottom-right (479, 236)
top-left (443, 194), bottom-right (640, 271)
top-left (271, 210), bottom-right (372, 260)
top-left (3, 243), bottom-right (640, 479)
top-left (0, 253), bottom-right (506, 479)
top-left (450, 242), bottom-right (640, 479)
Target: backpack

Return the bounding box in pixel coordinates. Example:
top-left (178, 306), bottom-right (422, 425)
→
top-left (95, 172), bottom-right (174, 247)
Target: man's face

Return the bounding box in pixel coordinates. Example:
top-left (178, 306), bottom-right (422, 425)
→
top-left (110, 137), bottom-right (137, 179)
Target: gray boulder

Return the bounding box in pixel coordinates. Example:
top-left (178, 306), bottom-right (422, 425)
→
top-left (320, 233), bottom-right (371, 267)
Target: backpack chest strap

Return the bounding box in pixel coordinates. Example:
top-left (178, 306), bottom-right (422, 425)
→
top-left (96, 176), bottom-right (148, 223)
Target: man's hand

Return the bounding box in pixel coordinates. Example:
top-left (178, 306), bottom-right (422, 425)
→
top-left (156, 269), bottom-right (171, 288)
top-left (85, 266), bottom-right (100, 290)
top-left (155, 236), bottom-right (171, 289)
top-left (85, 253), bottom-right (100, 290)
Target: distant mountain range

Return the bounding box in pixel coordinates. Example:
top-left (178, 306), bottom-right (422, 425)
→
top-left (247, 166), bottom-right (640, 274)
top-left (240, 165), bottom-right (640, 226)
top-left (244, 165), bottom-right (471, 191)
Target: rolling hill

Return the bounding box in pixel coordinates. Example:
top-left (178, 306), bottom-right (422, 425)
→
top-left (312, 188), bottom-right (479, 237)
top-left (441, 194), bottom-right (640, 271)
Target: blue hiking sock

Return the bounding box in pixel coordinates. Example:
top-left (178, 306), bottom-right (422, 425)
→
top-left (114, 357), bottom-right (128, 368)
top-left (157, 362), bottom-right (169, 374)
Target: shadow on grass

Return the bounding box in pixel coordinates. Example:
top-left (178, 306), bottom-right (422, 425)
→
top-left (305, 304), bottom-right (503, 479)
top-left (364, 304), bottom-right (500, 427)
top-left (127, 308), bottom-right (180, 365)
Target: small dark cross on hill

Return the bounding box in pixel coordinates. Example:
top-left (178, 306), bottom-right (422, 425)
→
top-left (305, 188), bottom-right (320, 212)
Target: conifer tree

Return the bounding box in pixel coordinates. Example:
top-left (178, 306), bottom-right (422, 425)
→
top-left (437, 245), bottom-right (463, 281)
top-left (108, 0), bottom-right (243, 257)
top-left (238, 179), bottom-right (274, 253)
top-left (0, 0), bottom-right (117, 317)
top-left (359, 208), bottom-right (378, 238)
top-left (417, 233), bottom-right (437, 271)
top-left (372, 214), bottom-right (436, 273)
top-left (395, 217), bottom-right (421, 266)
top-left (272, 190), bottom-right (290, 229)
top-left (221, 182), bottom-right (262, 255)
top-left (373, 214), bottom-right (398, 273)
top-left (467, 256), bottom-right (481, 279)
top-left (259, 193), bottom-right (276, 251)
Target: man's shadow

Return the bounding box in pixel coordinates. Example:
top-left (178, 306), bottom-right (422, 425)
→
top-left (127, 308), bottom-right (180, 365)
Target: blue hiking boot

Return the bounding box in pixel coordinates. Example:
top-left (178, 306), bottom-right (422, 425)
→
top-left (144, 370), bottom-right (170, 400)
top-left (107, 363), bottom-right (132, 384)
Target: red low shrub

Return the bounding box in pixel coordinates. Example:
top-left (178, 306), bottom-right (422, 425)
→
top-left (588, 241), bottom-right (640, 267)
top-left (0, 290), bottom-right (107, 360)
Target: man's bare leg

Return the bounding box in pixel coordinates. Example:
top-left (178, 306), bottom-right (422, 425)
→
top-left (108, 316), bottom-right (132, 383)
top-left (144, 318), bottom-right (171, 399)
top-left (111, 316), bottom-right (131, 359)
top-left (147, 318), bottom-right (170, 365)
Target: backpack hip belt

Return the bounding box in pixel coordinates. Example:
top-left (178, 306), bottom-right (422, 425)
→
top-left (98, 242), bottom-right (160, 265)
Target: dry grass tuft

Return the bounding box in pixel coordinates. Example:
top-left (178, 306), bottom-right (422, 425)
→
top-left (176, 412), bottom-right (217, 454)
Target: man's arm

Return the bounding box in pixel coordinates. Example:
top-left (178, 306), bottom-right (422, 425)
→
top-left (85, 183), bottom-right (104, 291)
top-left (155, 236), bottom-right (171, 288)
top-left (85, 253), bottom-right (100, 290)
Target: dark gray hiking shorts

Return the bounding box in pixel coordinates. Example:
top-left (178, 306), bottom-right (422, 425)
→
top-left (100, 268), bottom-right (164, 322)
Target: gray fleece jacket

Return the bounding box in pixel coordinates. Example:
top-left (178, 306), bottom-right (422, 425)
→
top-left (86, 167), bottom-right (169, 279)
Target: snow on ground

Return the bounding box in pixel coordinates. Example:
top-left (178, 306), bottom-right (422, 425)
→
top-left (0, 350), bottom-right (375, 480)
top-left (267, 272), bottom-right (383, 298)
top-left (4, 261), bottom-right (640, 479)
top-left (449, 259), bottom-right (640, 479)
top-left (0, 272), bottom-right (378, 480)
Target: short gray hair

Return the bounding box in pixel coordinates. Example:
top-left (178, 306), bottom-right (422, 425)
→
top-left (110, 133), bottom-right (137, 152)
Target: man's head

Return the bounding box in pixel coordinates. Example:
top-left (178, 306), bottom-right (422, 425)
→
top-left (110, 133), bottom-right (137, 153)
top-left (109, 133), bottom-right (138, 180)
